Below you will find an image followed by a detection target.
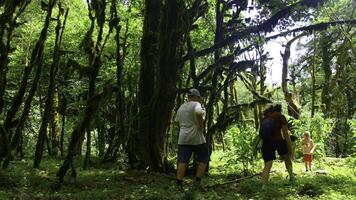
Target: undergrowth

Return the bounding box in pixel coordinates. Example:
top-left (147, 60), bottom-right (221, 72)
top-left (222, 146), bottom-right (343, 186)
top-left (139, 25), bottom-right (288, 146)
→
top-left (0, 151), bottom-right (355, 199)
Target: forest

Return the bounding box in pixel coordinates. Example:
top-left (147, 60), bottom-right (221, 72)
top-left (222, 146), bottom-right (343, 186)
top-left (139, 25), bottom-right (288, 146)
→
top-left (0, 0), bottom-right (355, 199)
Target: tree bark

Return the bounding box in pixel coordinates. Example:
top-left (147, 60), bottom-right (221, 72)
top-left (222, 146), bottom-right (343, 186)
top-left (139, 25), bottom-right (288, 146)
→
top-left (281, 33), bottom-right (306, 119)
top-left (57, 0), bottom-right (112, 182)
top-left (2, 0), bottom-right (57, 169)
top-left (320, 32), bottom-right (332, 117)
top-left (311, 37), bottom-right (317, 118)
top-left (0, 0), bottom-right (30, 114)
top-left (83, 129), bottom-right (91, 170)
top-left (59, 94), bottom-right (67, 157)
top-left (131, 0), bottom-right (188, 171)
top-left (34, 5), bottom-right (68, 168)
top-left (50, 89), bottom-right (61, 156)
top-left (97, 125), bottom-right (105, 158)
top-left (132, 0), bottom-right (161, 169)
top-left (112, 0), bottom-right (126, 162)
top-left (0, 124), bottom-right (9, 166)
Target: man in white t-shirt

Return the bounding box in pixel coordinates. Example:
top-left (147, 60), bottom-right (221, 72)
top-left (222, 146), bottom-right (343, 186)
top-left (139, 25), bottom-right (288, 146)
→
top-left (175, 88), bottom-right (209, 189)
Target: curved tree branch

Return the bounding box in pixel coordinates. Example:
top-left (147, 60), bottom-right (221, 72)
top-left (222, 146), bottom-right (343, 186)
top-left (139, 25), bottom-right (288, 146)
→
top-left (182, 0), bottom-right (325, 61)
top-left (207, 99), bottom-right (272, 135)
top-left (281, 32), bottom-right (307, 119)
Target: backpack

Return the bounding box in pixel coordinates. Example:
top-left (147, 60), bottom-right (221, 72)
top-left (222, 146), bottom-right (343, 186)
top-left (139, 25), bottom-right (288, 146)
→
top-left (259, 117), bottom-right (275, 141)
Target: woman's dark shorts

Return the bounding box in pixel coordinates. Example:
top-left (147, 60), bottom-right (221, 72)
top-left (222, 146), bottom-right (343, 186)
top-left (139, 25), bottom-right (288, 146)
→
top-left (178, 143), bottom-right (210, 164)
top-left (262, 140), bottom-right (288, 162)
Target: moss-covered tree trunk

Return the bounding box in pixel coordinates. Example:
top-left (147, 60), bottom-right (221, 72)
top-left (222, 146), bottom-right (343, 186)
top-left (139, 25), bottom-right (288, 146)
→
top-left (204, 0), bottom-right (225, 172)
top-left (34, 4), bottom-right (68, 168)
top-left (59, 94), bottom-right (67, 157)
top-left (0, 0), bottom-right (30, 114)
top-left (131, 0), bottom-right (185, 171)
top-left (0, 2), bottom-right (15, 114)
top-left (0, 125), bottom-right (8, 165)
top-left (2, 0), bottom-right (57, 169)
top-left (50, 89), bottom-right (61, 156)
top-left (311, 45), bottom-right (316, 118)
top-left (131, 0), bottom-right (160, 169)
top-left (281, 33), bottom-right (305, 119)
top-left (320, 32), bottom-right (332, 117)
top-left (83, 129), bottom-right (91, 170)
top-left (57, 0), bottom-right (113, 182)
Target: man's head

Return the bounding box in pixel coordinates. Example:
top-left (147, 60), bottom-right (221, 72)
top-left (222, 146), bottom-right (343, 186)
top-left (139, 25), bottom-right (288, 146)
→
top-left (187, 88), bottom-right (201, 101)
top-left (263, 103), bottom-right (282, 116)
top-left (263, 105), bottom-right (274, 116)
top-left (273, 104), bottom-right (282, 112)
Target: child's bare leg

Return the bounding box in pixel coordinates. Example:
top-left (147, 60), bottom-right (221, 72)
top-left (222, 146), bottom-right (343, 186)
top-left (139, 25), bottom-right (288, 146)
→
top-left (308, 161), bottom-right (312, 171)
top-left (304, 161), bottom-right (308, 171)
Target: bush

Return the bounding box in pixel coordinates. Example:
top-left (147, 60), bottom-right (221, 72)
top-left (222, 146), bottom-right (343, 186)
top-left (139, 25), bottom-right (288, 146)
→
top-left (223, 124), bottom-right (258, 173)
top-left (289, 112), bottom-right (333, 161)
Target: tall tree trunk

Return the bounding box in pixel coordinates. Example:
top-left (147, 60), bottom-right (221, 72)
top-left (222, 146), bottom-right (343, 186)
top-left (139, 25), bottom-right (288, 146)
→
top-left (57, 1), bottom-right (112, 182)
top-left (97, 125), bottom-right (105, 157)
top-left (320, 32), bottom-right (332, 117)
top-left (34, 5), bottom-right (68, 168)
top-left (204, 0), bottom-right (225, 170)
top-left (132, 0), bottom-right (185, 171)
top-left (2, 0), bottom-right (57, 169)
top-left (103, 126), bottom-right (114, 162)
top-left (0, 124), bottom-right (9, 166)
top-left (83, 129), bottom-right (91, 170)
top-left (50, 89), bottom-right (61, 156)
top-left (0, 0), bottom-right (30, 114)
top-left (112, 0), bottom-right (126, 162)
top-left (281, 33), bottom-right (305, 119)
top-left (131, 0), bottom-right (161, 169)
top-left (3, 0), bottom-right (55, 132)
top-left (59, 94), bottom-right (67, 157)
top-left (311, 40), bottom-right (316, 118)
top-left (187, 35), bottom-right (198, 88)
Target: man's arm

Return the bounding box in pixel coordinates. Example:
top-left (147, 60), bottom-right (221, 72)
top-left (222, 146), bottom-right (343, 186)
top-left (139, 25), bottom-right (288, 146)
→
top-left (196, 113), bottom-right (204, 133)
top-left (194, 103), bottom-right (205, 134)
top-left (282, 124), bottom-right (293, 158)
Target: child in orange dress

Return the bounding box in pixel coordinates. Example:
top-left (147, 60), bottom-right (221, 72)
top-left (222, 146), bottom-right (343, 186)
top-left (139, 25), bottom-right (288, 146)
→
top-left (302, 131), bottom-right (314, 172)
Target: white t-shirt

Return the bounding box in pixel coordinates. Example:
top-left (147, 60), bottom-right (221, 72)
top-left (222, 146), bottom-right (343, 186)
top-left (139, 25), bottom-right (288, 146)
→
top-left (175, 101), bottom-right (206, 145)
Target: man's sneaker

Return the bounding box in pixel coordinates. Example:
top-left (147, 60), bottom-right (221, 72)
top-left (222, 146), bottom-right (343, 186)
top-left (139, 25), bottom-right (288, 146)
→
top-left (176, 180), bottom-right (184, 192)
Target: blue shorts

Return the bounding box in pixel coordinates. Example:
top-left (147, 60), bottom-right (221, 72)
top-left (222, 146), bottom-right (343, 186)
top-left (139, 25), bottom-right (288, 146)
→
top-left (261, 140), bottom-right (288, 162)
top-left (178, 144), bottom-right (210, 164)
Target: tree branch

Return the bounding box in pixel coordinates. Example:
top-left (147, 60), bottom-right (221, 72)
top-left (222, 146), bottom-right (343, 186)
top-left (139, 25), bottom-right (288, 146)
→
top-left (182, 0), bottom-right (325, 61)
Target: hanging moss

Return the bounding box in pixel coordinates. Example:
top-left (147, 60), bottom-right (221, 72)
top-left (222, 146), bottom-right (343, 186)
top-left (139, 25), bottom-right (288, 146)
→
top-left (189, 0), bottom-right (327, 60)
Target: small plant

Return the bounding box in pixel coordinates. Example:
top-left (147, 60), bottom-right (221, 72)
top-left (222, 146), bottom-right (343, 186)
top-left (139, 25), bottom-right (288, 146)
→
top-left (298, 182), bottom-right (324, 197)
top-left (224, 124), bottom-right (258, 174)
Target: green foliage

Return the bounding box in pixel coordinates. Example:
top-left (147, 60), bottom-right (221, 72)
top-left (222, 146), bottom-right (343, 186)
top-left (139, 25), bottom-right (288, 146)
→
top-left (223, 125), bottom-right (258, 173)
top-left (298, 182), bottom-right (324, 197)
top-left (290, 112), bottom-right (333, 160)
top-left (348, 119), bottom-right (356, 156)
top-left (1, 154), bottom-right (356, 199)
top-left (1, 0), bottom-right (355, 198)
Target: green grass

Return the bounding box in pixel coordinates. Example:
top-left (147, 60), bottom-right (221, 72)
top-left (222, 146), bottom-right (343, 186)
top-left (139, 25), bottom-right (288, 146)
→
top-left (0, 152), bottom-right (355, 199)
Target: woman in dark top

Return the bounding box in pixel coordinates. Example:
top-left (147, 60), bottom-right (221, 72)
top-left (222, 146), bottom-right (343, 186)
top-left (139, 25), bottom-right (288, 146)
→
top-left (260, 104), bottom-right (295, 189)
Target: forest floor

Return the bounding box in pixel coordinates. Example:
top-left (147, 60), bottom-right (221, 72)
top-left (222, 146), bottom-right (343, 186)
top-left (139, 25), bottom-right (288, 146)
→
top-left (0, 151), bottom-right (355, 200)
